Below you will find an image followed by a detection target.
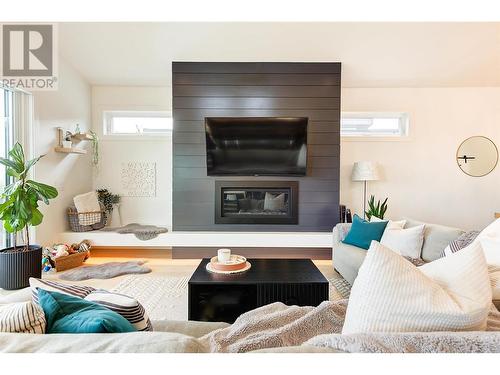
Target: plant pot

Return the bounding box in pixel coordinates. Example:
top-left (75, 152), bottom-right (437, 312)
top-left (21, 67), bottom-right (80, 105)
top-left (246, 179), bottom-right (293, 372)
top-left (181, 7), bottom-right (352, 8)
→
top-left (0, 245), bottom-right (42, 290)
top-left (110, 203), bottom-right (122, 227)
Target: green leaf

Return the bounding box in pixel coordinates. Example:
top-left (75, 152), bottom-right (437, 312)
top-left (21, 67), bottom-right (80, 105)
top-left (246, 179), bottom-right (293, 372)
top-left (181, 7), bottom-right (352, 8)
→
top-left (8, 142), bottom-right (25, 168)
top-left (22, 155), bottom-right (44, 178)
top-left (25, 180), bottom-right (58, 200)
top-left (14, 193), bottom-right (31, 221)
top-left (3, 181), bottom-right (20, 196)
top-left (6, 168), bottom-right (21, 179)
top-left (0, 196), bottom-right (15, 214)
top-left (7, 215), bottom-right (25, 233)
top-left (0, 157), bottom-right (23, 173)
top-left (3, 216), bottom-right (16, 233)
top-left (30, 207), bottom-right (43, 226)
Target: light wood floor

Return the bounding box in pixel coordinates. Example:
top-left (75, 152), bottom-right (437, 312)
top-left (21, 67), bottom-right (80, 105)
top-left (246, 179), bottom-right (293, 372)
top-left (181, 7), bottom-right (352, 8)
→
top-left (0, 248), bottom-right (335, 295)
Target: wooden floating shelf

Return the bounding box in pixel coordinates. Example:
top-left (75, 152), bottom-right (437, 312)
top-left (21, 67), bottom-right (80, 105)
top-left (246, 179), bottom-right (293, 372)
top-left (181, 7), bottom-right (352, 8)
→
top-left (71, 133), bottom-right (93, 141)
top-left (54, 147), bottom-right (87, 155)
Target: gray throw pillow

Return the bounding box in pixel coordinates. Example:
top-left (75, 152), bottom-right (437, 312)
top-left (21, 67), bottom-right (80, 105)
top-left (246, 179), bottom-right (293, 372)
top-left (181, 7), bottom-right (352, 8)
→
top-left (263, 193), bottom-right (285, 211)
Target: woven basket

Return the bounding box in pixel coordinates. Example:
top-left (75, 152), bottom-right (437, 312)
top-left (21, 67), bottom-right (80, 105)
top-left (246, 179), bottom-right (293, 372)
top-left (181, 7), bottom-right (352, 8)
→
top-left (67, 203), bottom-right (107, 232)
top-left (54, 251), bottom-right (88, 272)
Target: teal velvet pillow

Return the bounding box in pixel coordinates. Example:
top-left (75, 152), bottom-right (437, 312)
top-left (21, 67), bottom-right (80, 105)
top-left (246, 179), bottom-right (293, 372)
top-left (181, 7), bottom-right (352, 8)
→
top-left (342, 214), bottom-right (388, 250)
top-left (38, 289), bottom-right (137, 334)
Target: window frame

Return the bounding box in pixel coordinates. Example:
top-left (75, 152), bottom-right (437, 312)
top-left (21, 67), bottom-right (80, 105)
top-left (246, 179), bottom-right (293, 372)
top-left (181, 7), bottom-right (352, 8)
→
top-left (0, 85), bottom-right (34, 247)
top-left (340, 112), bottom-right (410, 142)
top-left (102, 109), bottom-right (173, 140)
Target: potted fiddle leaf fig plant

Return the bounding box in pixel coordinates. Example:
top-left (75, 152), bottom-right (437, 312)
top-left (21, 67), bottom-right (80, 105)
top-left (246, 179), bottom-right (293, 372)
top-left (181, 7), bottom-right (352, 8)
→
top-left (0, 142), bottom-right (58, 289)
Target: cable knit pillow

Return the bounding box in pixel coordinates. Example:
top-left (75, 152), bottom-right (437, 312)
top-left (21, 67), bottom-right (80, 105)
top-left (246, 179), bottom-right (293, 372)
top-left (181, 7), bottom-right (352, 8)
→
top-left (342, 240), bottom-right (492, 334)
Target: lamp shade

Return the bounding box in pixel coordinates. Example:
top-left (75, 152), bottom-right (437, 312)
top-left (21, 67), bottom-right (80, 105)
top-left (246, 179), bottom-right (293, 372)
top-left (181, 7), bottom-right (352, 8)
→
top-left (351, 161), bottom-right (381, 181)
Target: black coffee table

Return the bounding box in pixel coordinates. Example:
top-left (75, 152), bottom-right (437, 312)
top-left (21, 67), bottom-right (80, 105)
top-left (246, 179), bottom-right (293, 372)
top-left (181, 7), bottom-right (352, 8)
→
top-left (188, 258), bottom-right (329, 323)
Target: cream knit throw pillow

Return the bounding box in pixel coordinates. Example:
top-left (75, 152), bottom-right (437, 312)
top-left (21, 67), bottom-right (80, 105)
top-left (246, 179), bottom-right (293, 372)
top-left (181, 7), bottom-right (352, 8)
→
top-left (342, 240), bottom-right (492, 334)
top-left (380, 224), bottom-right (425, 259)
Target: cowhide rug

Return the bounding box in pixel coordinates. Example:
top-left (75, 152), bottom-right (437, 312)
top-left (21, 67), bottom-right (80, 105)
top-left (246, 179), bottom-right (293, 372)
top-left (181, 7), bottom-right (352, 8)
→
top-left (59, 260), bottom-right (152, 281)
top-left (101, 223), bottom-right (168, 240)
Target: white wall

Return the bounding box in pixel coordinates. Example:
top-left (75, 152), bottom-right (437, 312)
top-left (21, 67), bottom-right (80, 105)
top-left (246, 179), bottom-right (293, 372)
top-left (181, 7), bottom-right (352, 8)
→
top-left (33, 59), bottom-right (92, 245)
top-left (31, 67), bottom-right (500, 238)
top-left (91, 86), bottom-right (172, 228)
top-left (341, 87), bottom-right (500, 231)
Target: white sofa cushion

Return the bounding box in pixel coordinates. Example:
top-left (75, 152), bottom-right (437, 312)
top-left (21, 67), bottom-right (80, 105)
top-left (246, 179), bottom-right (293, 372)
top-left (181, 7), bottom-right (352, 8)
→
top-left (380, 224), bottom-right (425, 259)
top-left (0, 331), bottom-right (208, 353)
top-left (342, 240), bottom-right (492, 334)
top-left (405, 219), bottom-right (464, 262)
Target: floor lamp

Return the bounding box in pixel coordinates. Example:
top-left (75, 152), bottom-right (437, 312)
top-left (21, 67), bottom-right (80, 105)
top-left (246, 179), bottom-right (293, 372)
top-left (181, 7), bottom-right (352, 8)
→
top-left (351, 161), bottom-right (381, 219)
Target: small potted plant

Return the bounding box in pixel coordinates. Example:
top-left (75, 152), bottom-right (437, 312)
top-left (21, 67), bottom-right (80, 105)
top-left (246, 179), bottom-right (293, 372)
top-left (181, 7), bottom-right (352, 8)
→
top-left (96, 188), bottom-right (121, 226)
top-left (0, 143), bottom-right (58, 289)
top-left (365, 195), bottom-right (388, 221)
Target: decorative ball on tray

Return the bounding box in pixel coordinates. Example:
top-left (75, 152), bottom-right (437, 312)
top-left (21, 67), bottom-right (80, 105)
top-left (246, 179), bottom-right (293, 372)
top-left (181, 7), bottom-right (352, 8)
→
top-left (206, 248), bottom-right (251, 274)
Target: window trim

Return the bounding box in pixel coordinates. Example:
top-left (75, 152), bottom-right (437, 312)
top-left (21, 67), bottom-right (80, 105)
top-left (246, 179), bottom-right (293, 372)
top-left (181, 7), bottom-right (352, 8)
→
top-left (0, 86), bottom-right (34, 247)
top-left (340, 112), bottom-right (411, 142)
top-left (100, 108), bottom-right (173, 140)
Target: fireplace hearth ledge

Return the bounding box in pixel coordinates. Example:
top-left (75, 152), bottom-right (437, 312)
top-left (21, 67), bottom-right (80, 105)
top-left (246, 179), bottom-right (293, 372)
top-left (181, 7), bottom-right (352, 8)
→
top-left (57, 230), bottom-right (333, 248)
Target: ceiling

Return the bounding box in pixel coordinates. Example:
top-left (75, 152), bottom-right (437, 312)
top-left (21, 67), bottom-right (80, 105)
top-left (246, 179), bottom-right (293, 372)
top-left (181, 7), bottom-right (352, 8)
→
top-left (59, 22), bottom-right (500, 87)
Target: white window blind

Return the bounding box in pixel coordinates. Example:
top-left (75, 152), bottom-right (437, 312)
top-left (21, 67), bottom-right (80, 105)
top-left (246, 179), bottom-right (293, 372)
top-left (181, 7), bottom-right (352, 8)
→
top-left (341, 113), bottom-right (409, 137)
top-left (104, 111), bottom-right (172, 135)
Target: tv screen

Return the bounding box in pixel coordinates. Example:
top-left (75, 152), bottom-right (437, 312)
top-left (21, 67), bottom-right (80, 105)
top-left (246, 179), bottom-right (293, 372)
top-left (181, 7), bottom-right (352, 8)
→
top-left (205, 117), bottom-right (308, 176)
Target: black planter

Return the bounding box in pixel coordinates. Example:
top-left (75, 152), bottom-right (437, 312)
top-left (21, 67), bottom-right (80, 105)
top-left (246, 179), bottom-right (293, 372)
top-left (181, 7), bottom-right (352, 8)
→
top-left (0, 245), bottom-right (42, 290)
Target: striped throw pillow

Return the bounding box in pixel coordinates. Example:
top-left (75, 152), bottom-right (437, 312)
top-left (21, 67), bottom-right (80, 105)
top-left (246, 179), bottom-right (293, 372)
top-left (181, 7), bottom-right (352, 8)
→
top-left (442, 230), bottom-right (480, 258)
top-left (84, 290), bottom-right (152, 331)
top-left (29, 278), bottom-right (152, 331)
top-left (0, 301), bottom-right (46, 334)
top-left (29, 278), bottom-right (95, 304)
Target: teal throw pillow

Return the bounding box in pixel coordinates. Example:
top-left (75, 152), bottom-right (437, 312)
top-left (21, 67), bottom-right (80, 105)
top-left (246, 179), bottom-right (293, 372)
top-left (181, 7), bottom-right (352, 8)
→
top-left (38, 289), bottom-right (137, 334)
top-left (342, 214), bottom-right (388, 250)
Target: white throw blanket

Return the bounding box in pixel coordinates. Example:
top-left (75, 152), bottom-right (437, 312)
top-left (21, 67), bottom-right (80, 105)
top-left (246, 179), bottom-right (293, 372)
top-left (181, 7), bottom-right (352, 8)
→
top-left (200, 300), bottom-right (348, 352)
top-left (200, 300), bottom-right (500, 353)
top-left (73, 191), bottom-right (101, 225)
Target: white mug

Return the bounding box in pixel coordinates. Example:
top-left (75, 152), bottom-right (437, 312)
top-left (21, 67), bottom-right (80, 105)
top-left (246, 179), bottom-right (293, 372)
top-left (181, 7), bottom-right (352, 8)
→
top-left (62, 140), bottom-right (72, 148)
top-left (217, 248), bottom-right (231, 263)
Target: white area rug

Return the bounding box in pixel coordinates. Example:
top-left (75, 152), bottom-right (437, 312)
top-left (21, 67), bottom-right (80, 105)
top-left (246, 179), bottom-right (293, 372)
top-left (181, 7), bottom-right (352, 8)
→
top-left (112, 274), bottom-right (351, 321)
top-left (112, 275), bottom-right (190, 321)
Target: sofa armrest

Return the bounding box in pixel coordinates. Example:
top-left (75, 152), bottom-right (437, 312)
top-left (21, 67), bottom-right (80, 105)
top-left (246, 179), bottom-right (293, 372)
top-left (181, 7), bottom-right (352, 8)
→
top-left (333, 223), bottom-right (352, 245)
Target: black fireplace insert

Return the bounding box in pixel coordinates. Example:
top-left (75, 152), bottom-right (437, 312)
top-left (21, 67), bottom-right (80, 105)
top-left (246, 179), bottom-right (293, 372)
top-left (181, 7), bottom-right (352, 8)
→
top-left (215, 181), bottom-right (298, 225)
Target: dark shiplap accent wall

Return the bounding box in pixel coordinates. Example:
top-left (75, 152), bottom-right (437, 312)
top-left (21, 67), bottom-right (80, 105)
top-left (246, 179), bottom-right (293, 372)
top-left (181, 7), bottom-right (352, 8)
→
top-left (172, 62), bottom-right (341, 232)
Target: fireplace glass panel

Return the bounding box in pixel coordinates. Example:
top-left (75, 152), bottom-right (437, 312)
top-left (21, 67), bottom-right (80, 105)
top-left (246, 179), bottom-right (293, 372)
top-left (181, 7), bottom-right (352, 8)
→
top-left (222, 188), bottom-right (291, 218)
top-left (215, 181), bottom-right (298, 225)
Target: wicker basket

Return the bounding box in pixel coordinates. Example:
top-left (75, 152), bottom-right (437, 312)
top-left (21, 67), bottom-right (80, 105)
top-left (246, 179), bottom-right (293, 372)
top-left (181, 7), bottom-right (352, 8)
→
top-left (67, 203), bottom-right (107, 232)
top-left (54, 251), bottom-right (88, 272)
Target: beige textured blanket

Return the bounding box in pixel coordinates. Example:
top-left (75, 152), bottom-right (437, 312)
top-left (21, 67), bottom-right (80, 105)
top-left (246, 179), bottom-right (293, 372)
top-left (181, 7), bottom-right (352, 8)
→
top-left (201, 300), bottom-right (500, 353)
top-left (200, 300), bottom-right (348, 352)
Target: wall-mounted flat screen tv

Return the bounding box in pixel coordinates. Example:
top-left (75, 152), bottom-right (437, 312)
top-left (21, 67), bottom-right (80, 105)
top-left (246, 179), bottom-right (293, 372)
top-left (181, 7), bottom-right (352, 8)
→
top-left (205, 117), bottom-right (308, 176)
